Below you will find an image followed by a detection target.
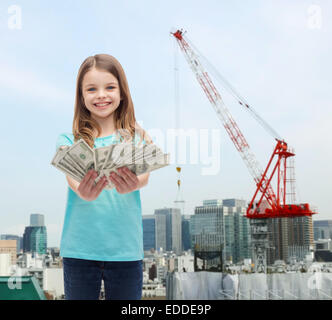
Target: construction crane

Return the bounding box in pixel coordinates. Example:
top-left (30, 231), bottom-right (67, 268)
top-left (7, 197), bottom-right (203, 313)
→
top-left (171, 29), bottom-right (317, 272)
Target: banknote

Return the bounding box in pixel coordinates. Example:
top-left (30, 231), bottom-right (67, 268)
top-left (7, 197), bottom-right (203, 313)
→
top-left (51, 145), bottom-right (84, 182)
top-left (65, 139), bottom-right (95, 173)
top-left (95, 146), bottom-right (111, 171)
top-left (51, 138), bottom-right (170, 190)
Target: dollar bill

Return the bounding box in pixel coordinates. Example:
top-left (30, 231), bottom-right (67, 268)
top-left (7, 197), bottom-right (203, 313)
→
top-left (66, 139), bottom-right (95, 172)
top-left (127, 153), bottom-right (170, 175)
top-left (95, 146), bottom-right (112, 171)
top-left (51, 145), bottom-right (69, 167)
top-left (56, 161), bottom-right (84, 183)
top-left (51, 138), bottom-right (169, 189)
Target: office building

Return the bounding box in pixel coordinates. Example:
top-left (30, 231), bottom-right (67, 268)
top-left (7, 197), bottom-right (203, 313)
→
top-left (142, 215), bottom-right (156, 252)
top-left (267, 216), bottom-right (314, 264)
top-left (203, 199), bottom-right (223, 206)
top-left (267, 218), bottom-right (289, 265)
top-left (155, 212), bottom-right (167, 252)
top-left (181, 215), bottom-right (192, 251)
top-left (30, 214), bottom-right (45, 227)
top-left (190, 203), bottom-right (224, 270)
top-left (23, 214), bottom-right (47, 255)
top-left (154, 208), bottom-right (182, 255)
top-left (313, 220), bottom-right (332, 240)
top-left (288, 215), bottom-right (314, 260)
top-left (191, 199), bottom-right (251, 265)
top-left (191, 204), bottom-right (224, 251)
top-left (222, 199), bottom-right (251, 263)
top-left (222, 199), bottom-right (246, 208)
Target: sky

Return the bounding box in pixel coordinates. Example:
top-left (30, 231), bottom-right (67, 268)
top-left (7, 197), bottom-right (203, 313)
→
top-left (0, 0), bottom-right (331, 247)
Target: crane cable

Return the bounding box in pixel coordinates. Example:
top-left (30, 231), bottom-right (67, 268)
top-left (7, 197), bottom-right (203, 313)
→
top-left (173, 30), bottom-right (180, 132)
top-left (184, 34), bottom-right (282, 141)
top-left (173, 33), bottom-right (182, 190)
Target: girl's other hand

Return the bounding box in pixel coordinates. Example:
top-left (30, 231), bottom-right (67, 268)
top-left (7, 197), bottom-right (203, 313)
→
top-left (77, 170), bottom-right (108, 201)
top-left (109, 167), bottom-right (139, 194)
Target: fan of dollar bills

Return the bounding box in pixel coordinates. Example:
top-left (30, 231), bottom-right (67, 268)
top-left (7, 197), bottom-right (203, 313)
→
top-left (51, 139), bottom-right (170, 189)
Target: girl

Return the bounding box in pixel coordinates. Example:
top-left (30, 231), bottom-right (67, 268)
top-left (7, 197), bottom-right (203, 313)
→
top-left (56, 54), bottom-right (153, 300)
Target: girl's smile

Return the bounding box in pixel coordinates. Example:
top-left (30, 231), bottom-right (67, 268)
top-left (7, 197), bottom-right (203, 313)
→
top-left (82, 68), bottom-right (122, 120)
top-left (94, 101), bottom-right (112, 108)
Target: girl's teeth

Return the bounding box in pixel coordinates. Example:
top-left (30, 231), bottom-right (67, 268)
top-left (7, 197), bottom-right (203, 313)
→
top-left (95, 103), bottom-right (110, 106)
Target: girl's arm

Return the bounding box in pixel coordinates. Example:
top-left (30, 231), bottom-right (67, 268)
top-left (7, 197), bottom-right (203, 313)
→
top-left (66, 175), bottom-right (80, 193)
top-left (67, 175), bottom-right (94, 199)
top-left (136, 172), bottom-right (150, 190)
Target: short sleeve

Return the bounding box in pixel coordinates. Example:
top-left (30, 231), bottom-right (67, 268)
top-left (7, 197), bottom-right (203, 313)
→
top-left (56, 133), bottom-right (74, 151)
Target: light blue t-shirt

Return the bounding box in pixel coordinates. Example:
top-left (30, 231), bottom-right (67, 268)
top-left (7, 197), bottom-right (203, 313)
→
top-left (56, 132), bottom-right (145, 261)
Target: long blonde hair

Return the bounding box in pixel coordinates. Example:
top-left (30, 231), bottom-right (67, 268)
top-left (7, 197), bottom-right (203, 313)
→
top-left (72, 54), bottom-right (152, 148)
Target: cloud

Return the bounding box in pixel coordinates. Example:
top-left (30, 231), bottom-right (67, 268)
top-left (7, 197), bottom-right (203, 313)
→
top-left (0, 62), bottom-right (73, 111)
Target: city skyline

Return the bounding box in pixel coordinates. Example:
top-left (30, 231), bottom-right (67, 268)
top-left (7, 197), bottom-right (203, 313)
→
top-left (0, 0), bottom-right (331, 247)
top-left (1, 200), bottom-right (329, 249)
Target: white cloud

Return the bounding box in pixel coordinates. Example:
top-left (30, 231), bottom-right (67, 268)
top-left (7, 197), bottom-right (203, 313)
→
top-left (0, 62), bottom-right (73, 111)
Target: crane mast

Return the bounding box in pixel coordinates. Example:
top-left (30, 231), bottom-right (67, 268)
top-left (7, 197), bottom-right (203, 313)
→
top-left (171, 29), bottom-right (316, 272)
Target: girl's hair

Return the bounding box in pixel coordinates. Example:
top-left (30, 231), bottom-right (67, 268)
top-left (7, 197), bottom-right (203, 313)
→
top-left (72, 54), bottom-right (152, 148)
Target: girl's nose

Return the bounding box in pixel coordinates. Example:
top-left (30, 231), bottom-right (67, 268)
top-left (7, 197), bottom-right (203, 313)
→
top-left (97, 89), bottom-right (107, 98)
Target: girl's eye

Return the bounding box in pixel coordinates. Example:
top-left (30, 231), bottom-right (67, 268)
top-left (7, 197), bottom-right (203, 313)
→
top-left (87, 86), bottom-right (114, 91)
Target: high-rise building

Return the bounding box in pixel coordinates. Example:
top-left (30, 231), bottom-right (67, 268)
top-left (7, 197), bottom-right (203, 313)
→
top-left (30, 214), bottom-right (44, 227)
top-left (313, 220), bottom-right (332, 240)
top-left (142, 215), bottom-right (156, 252)
top-left (222, 199), bottom-right (246, 208)
top-left (155, 212), bottom-right (166, 252)
top-left (267, 216), bottom-right (314, 264)
top-left (181, 215), bottom-right (192, 251)
top-left (267, 218), bottom-right (288, 265)
top-left (154, 208), bottom-right (182, 255)
top-left (191, 199), bottom-right (251, 265)
top-left (191, 204), bottom-right (224, 251)
top-left (288, 216), bottom-right (314, 260)
top-left (0, 235), bottom-right (23, 253)
top-left (222, 199), bottom-right (251, 264)
top-left (203, 199), bottom-right (223, 206)
top-left (23, 214), bottom-right (47, 255)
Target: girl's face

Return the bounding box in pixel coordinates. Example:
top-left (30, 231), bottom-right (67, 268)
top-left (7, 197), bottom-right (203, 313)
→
top-left (81, 68), bottom-right (122, 121)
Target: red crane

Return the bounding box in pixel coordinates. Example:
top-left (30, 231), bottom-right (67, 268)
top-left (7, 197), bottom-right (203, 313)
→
top-left (171, 29), bottom-right (317, 220)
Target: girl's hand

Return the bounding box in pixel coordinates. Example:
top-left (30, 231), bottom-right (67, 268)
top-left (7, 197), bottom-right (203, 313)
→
top-left (109, 167), bottom-right (139, 194)
top-left (77, 169), bottom-right (108, 201)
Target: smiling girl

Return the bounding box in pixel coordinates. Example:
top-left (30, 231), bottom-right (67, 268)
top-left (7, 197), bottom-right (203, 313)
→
top-left (56, 54), bottom-right (152, 300)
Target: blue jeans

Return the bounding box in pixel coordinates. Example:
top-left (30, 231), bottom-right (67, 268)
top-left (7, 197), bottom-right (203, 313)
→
top-left (63, 257), bottom-right (143, 300)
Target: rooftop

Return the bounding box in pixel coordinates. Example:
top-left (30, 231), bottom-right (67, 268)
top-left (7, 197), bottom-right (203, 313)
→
top-left (0, 276), bottom-right (46, 300)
